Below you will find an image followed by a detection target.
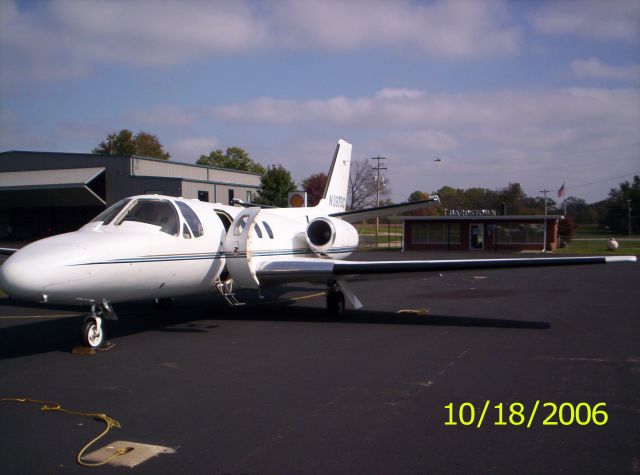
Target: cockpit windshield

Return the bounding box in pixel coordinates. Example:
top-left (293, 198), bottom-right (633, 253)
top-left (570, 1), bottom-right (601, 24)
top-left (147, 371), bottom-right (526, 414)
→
top-left (90, 198), bottom-right (131, 225)
top-left (115, 199), bottom-right (179, 235)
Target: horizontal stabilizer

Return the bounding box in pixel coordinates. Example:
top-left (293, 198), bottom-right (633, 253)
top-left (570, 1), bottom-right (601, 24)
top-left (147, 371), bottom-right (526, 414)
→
top-left (330, 197), bottom-right (439, 223)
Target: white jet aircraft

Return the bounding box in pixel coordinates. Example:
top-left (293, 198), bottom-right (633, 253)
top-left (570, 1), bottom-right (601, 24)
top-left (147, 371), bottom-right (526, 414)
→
top-left (0, 139), bottom-right (636, 348)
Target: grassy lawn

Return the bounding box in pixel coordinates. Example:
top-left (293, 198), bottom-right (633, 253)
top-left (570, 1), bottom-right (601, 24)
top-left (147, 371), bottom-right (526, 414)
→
top-left (555, 238), bottom-right (640, 255)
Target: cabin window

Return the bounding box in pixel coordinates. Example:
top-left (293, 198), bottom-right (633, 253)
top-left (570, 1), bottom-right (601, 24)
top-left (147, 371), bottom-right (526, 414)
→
top-left (116, 199), bottom-right (179, 236)
top-left (234, 214), bottom-right (249, 235)
top-left (176, 201), bottom-right (204, 238)
top-left (254, 223), bottom-right (263, 238)
top-left (183, 224), bottom-right (192, 239)
top-left (262, 221), bottom-right (274, 239)
top-left (91, 198), bottom-right (131, 225)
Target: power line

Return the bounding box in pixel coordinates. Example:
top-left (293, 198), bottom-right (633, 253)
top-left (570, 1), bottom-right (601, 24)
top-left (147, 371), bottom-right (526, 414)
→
top-left (565, 171), bottom-right (639, 191)
top-left (430, 153), bottom-right (639, 177)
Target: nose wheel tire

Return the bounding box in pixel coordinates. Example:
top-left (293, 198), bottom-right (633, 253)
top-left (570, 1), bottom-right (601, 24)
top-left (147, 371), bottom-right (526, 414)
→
top-left (327, 291), bottom-right (345, 317)
top-left (81, 318), bottom-right (104, 349)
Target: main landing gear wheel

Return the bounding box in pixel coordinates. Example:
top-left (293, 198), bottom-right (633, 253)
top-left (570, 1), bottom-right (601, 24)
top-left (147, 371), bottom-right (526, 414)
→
top-left (154, 297), bottom-right (174, 310)
top-left (81, 317), bottom-right (104, 349)
top-left (327, 291), bottom-right (345, 317)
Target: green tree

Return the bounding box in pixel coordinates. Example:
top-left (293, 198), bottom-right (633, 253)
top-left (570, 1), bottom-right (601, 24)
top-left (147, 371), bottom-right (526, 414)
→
top-left (93, 129), bottom-right (170, 159)
top-left (255, 165), bottom-right (296, 207)
top-left (302, 173), bottom-right (328, 207)
top-left (408, 191), bottom-right (430, 202)
top-left (134, 131), bottom-right (170, 160)
top-left (197, 146), bottom-right (265, 175)
top-left (497, 183), bottom-right (526, 215)
top-left (603, 175), bottom-right (639, 234)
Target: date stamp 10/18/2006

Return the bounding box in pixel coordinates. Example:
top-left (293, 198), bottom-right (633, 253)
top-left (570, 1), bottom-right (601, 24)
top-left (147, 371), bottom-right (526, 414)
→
top-left (444, 401), bottom-right (608, 428)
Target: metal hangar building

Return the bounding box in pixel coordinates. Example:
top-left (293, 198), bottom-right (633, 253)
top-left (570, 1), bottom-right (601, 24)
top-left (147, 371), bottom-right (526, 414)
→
top-left (0, 151), bottom-right (261, 240)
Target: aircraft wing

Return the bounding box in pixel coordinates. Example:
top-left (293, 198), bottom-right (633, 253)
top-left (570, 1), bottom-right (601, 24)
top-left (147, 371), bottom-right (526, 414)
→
top-left (255, 255), bottom-right (637, 285)
top-left (330, 197), bottom-right (439, 224)
top-left (0, 248), bottom-right (18, 256)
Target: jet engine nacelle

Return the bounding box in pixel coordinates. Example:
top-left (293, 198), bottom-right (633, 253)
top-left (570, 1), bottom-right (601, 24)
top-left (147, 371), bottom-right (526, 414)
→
top-left (305, 217), bottom-right (359, 259)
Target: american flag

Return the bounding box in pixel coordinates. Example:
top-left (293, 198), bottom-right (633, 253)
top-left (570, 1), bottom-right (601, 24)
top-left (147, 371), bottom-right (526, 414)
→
top-left (557, 183), bottom-right (566, 198)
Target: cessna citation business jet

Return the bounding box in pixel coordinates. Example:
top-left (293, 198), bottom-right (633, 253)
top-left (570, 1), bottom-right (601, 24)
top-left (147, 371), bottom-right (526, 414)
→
top-left (0, 140), bottom-right (636, 348)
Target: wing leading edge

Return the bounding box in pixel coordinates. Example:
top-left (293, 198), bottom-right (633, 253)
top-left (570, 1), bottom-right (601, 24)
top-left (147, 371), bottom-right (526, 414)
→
top-left (256, 255), bottom-right (636, 284)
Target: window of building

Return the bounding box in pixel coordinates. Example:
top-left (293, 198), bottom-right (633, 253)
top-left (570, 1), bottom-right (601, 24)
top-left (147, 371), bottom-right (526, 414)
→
top-left (246, 190), bottom-right (252, 202)
top-left (197, 191), bottom-right (209, 202)
top-left (176, 201), bottom-right (204, 238)
top-left (496, 223), bottom-right (544, 244)
top-left (411, 223), bottom-right (460, 244)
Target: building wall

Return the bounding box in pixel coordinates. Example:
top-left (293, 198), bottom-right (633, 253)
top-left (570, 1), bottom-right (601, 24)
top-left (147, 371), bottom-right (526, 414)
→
top-left (132, 157), bottom-right (207, 181)
top-left (1, 151), bottom-right (261, 239)
top-left (131, 157), bottom-right (261, 187)
top-left (404, 218), bottom-right (560, 252)
top-left (181, 181), bottom-right (216, 201)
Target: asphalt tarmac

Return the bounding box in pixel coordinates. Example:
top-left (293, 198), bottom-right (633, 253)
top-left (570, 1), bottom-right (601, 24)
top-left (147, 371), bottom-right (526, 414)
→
top-left (0, 251), bottom-right (638, 474)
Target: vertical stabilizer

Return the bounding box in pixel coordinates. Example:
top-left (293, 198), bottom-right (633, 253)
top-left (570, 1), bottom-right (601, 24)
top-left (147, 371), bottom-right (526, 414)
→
top-left (317, 139), bottom-right (352, 212)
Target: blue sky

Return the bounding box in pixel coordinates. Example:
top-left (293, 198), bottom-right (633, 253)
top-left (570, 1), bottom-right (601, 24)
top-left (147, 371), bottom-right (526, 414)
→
top-left (1, 0), bottom-right (639, 204)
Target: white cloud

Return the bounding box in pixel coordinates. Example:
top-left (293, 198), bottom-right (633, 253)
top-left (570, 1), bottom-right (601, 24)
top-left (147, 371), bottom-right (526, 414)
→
top-left (1, 0), bottom-right (521, 87)
top-left (385, 130), bottom-right (459, 152)
top-left (530, 0), bottom-right (640, 42)
top-left (572, 58), bottom-right (640, 82)
top-left (50, 1), bottom-right (270, 65)
top-left (271, 0), bottom-right (520, 57)
top-left (170, 137), bottom-right (219, 162)
top-left (0, 0), bottom-right (270, 87)
top-left (128, 106), bottom-right (199, 128)
top-left (211, 87), bottom-right (640, 136)
top-left (375, 88), bottom-right (425, 100)
top-left (207, 86), bottom-right (640, 201)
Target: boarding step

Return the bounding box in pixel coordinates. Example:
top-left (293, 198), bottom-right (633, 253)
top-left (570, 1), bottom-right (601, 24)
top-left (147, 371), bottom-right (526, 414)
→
top-left (215, 280), bottom-right (245, 306)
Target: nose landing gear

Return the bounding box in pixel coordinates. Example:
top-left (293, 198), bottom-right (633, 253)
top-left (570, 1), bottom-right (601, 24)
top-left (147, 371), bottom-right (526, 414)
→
top-left (80, 300), bottom-right (118, 349)
top-left (81, 317), bottom-right (104, 349)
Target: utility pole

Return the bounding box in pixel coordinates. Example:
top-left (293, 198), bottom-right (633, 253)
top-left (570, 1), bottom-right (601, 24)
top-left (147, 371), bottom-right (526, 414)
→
top-left (540, 189), bottom-right (550, 252)
top-left (370, 156), bottom-right (387, 247)
top-left (628, 199), bottom-right (632, 237)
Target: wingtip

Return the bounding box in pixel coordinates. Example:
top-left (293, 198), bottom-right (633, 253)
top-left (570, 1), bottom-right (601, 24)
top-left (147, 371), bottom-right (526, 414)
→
top-left (604, 255), bottom-right (637, 263)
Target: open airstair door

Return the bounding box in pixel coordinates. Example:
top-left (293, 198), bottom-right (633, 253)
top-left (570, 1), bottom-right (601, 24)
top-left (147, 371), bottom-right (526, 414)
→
top-left (223, 207), bottom-right (261, 289)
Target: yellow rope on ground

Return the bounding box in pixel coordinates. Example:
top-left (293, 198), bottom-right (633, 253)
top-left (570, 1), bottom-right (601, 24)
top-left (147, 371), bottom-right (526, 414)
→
top-left (256, 291), bottom-right (327, 305)
top-left (0, 397), bottom-right (129, 467)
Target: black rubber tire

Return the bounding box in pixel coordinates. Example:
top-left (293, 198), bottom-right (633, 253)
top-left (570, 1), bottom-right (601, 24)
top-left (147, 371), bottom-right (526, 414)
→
top-left (155, 297), bottom-right (174, 310)
top-left (327, 291), bottom-right (345, 317)
top-left (81, 319), bottom-right (104, 349)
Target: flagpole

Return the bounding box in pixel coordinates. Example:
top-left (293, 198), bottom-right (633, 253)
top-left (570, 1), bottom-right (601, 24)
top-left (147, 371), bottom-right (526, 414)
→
top-left (540, 189), bottom-right (550, 253)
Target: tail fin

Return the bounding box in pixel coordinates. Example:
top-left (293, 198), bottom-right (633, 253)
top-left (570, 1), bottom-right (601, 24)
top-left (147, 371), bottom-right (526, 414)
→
top-left (316, 139), bottom-right (352, 212)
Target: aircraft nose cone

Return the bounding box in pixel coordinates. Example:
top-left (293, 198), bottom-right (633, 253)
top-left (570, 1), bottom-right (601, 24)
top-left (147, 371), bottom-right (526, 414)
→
top-left (0, 253), bottom-right (43, 300)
